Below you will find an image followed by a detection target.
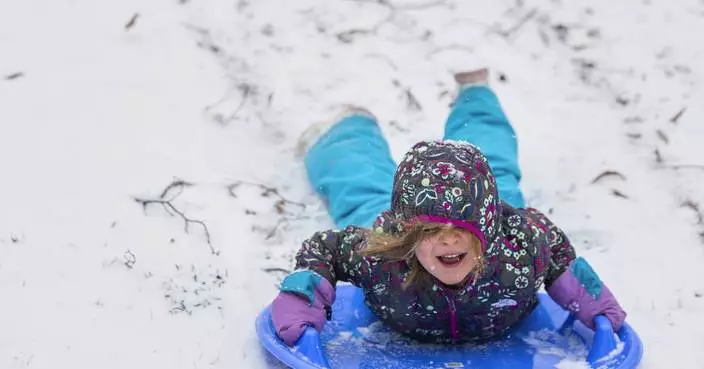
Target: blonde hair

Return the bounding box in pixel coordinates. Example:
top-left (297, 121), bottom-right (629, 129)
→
top-left (362, 221), bottom-right (484, 289)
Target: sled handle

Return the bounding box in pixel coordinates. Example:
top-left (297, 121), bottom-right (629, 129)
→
top-left (295, 327), bottom-right (331, 369)
top-left (587, 315), bottom-right (619, 365)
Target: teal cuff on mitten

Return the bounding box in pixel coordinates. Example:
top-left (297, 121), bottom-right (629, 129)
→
top-left (279, 270), bottom-right (324, 305)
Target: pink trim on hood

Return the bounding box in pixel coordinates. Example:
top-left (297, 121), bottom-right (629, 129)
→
top-left (414, 215), bottom-right (488, 252)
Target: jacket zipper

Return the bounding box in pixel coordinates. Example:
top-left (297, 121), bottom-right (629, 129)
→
top-left (444, 290), bottom-right (459, 341)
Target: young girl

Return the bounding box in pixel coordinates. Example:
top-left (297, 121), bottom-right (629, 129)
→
top-left (271, 68), bottom-right (626, 346)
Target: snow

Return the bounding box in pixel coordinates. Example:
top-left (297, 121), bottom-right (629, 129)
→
top-left (1, 0), bottom-right (703, 368)
top-left (552, 336), bottom-right (626, 369)
top-left (522, 329), bottom-right (589, 368)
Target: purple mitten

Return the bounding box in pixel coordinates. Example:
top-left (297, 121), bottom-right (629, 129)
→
top-left (271, 270), bottom-right (336, 346)
top-left (547, 257), bottom-right (626, 331)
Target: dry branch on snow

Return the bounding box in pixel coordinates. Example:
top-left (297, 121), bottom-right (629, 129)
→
top-left (134, 179), bottom-right (218, 255)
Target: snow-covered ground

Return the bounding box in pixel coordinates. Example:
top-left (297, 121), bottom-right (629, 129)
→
top-left (1, 0), bottom-right (703, 368)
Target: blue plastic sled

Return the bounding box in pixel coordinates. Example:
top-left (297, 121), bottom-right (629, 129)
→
top-left (256, 285), bottom-right (643, 369)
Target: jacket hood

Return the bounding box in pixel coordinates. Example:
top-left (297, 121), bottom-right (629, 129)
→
top-left (372, 140), bottom-right (503, 257)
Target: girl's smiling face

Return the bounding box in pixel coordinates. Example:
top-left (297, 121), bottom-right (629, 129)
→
top-left (414, 226), bottom-right (481, 286)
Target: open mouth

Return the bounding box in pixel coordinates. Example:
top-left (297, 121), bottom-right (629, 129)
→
top-left (436, 253), bottom-right (467, 267)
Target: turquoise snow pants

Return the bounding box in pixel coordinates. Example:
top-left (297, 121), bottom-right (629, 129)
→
top-left (304, 86), bottom-right (525, 228)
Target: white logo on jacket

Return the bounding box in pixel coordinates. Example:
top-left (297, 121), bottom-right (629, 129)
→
top-left (491, 298), bottom-right (518, 308)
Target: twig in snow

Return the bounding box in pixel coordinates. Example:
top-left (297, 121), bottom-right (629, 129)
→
top-left (184, 23), bottom-right (222, 54)
top-left (591, 170), bottom-right (627, 184)
top-left (681, 200), bottom-right (704, 225)
top-left (392, 80), bottom-right (422, 111)
top-left (654, 149), bottom-right (664, 164)
top-left (363, 53), bottom-right (399, 70)
top-left (205, 83), bottom-right (255, 125)
top-left (389, 120), bottom-right (410, 132)
top-left (670, 108), bottom-right (686, 124)
top-left (610, 189), bottom-right (629, 200)
top-left (491, 8), bottom-right (538, 38)
top-left (125, 13), bottom-right (139, 30)
top-left (425, 44), bottom-right (474, 59)
top-left (551, 23), bottom-right (569, 43)
top-left (334, 9), bottom-right (394, 44)
top-left (4, 72), bottom-right (24, 80)
top-left (404, 91), bottom-right (422, 111)
top-left (337, 0), bottom-right (447, 43)
top-left (623, 116), bottom-right (643, 124)
top-left (1, 233), bottom-right (25, 245)
top-left (262, 267), bottom-right (292, 275)
top-left (337, 29), bottom-right (373, 44)
top-left (656, 129), bottom-right (669, 144)
top-left (261, 24), bottom-right (275, 37)
top-left (346, 0), bottom-right (449, 10)
top-left (157, 179), bottom-right (192, 198)
top-left (224, 83), bottom-right (254, 122)
top-left (390, 0), bottom-right (450, 10)
top-left (134, 180), bottom-right (218, 255)
top-left (169, 300), bottom-right (190, 315)
top-left (537, 27), bottom-right (550, 46)
top-left (615, 96), bottom-right (630, 106)
top-left (666, 164), bottom-right (704, 170)
top-left (337, 0), bottom-right (441, 44)
top-left (265, 219), bottom-right (288, 240)
top-left (345, 0), bottom-right (386, 4)
top-left (196, 40), bottom-right (221, 54)
top-left (203, 89), bottom-right (231, 115)
top-left (682, 200), bottom-right (704, 244)
top-left (227, 180), bottom-right (306, 210)
top-left (124, 250), bottom-right (137, 269)
top-left (228, 180), bottom-right (307, 240)
top-left (237, 0), bottom-right (249, 11)
top-left (182, 23), bottom-right (209, 36)
top-left (572, 58), bottom-right (597, 83)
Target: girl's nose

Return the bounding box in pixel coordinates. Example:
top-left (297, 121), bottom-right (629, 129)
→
top-left (441, 232), bottom-right (460, 246)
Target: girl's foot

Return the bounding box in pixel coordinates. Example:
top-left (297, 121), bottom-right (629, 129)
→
top-left (454, 68), bottom-right (490, 87)
top-left (295, 105), bottom-right (376, 158)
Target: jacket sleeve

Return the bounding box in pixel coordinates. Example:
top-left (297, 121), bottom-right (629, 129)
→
top-left (526, 208), bottom-right (626, 331)
top-left (293, 225), bottom-right (373, 287)
top-left (524, 208), bottom-right (577, 288)
top-left (277, 226), bottom-right (373, 304)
